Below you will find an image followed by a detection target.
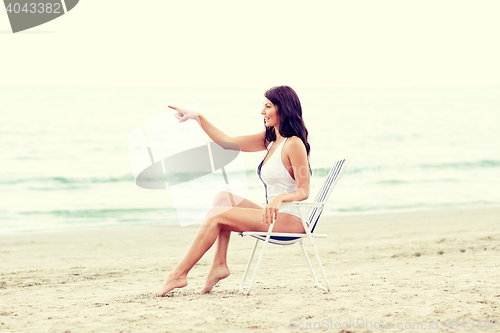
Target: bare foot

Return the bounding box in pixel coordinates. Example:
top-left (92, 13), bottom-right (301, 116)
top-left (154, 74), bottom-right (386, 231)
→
top-left (154, 272), bottom-right (188, 297)
top-left (200, 264), bottom-right (230, 294)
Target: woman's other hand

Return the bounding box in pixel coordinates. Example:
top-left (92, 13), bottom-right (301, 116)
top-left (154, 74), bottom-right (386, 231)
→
top-left (261, 196), bottom-right (283, 226)
top-left (169, 105), bottom-right (199, 123)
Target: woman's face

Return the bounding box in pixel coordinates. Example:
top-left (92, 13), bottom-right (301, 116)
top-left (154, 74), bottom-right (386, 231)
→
top-left (261, 98), bottom-right (279, 128)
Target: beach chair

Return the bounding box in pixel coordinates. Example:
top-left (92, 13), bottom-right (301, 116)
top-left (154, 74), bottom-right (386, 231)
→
top-left (239, 159), bottom-right (347, 295)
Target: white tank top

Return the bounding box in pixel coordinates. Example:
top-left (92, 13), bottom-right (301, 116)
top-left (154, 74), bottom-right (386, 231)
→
top-left (256, 137), bottom-right (301, 219)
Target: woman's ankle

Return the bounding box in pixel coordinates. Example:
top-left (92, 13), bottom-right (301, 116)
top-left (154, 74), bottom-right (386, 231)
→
top-left (169, 267), bottom-right (188, 279)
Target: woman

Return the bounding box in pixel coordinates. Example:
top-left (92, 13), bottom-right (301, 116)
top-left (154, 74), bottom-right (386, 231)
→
top-left (155, 85), bottom-right (311, 297)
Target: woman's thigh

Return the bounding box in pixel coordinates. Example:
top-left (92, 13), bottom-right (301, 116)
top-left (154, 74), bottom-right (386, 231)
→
top-left (210, 206), bottom-right (305, 234)
top-left (205, 191), bottom-right (263, 219)
top-left (212, 191), bottom-right (264, 210)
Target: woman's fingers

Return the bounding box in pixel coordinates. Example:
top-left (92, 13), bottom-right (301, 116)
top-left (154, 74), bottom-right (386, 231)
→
top-left (175, 113), bottom-right (187, 123)
top-left (170, 107), bottom-right (189, 123)
top-left (266, 208), bottom-right (276, 226)
top-left (169, 105), bottom-right (184, 116)
top-left (169, 106), bottom-right (198, 123)
top-left (261, 205), bottom-right (280, 226)
top-left (261, 210), bottom-right (270, 226)
top-left (263, 197), bottom-right (282, 226)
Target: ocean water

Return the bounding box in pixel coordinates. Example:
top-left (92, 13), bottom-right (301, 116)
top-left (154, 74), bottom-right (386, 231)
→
top-left (1, 85), bottom-right (499, 235)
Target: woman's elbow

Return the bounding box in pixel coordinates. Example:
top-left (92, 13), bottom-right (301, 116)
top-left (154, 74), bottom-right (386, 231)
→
top-left (300, 188), bottom-right (310, 201)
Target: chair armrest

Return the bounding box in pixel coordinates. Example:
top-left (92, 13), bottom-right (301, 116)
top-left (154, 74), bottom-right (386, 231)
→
top-left (280, 201), bottom-right (325, 209)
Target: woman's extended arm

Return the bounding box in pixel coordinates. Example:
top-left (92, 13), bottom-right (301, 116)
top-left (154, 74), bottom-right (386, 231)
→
top-left (169, 105), bottom-right (267, 152)
top-left (197, 113), bottom-right (267, 152)
top-left (261, 137), bottom-right (310, 226)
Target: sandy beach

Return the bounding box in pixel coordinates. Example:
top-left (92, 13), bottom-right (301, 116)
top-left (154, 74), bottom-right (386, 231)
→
top-left (1, 206), bottom-right (499, 332)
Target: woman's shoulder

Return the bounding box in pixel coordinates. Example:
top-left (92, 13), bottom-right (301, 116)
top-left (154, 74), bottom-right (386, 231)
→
top-left (284, 136), bottom-right (306, 152)
top-left (286, 136), bottom-right (304, 146)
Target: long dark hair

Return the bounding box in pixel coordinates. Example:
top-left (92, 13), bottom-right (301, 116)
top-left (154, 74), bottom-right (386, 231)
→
top-left (264, 85), bottom-right (311, 174)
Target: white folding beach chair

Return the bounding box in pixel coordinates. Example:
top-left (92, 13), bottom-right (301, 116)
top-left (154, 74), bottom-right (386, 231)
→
top-left (239, 159), bottom-right (347, 295)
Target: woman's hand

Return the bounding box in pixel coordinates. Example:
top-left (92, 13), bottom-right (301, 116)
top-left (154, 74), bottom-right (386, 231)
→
top-left (261, 195), bottom-right (283, 226)
top-left (169, 105), bottom-right (199, 123)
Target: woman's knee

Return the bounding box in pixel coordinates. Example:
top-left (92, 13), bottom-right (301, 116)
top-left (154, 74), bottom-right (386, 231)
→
top-left (205, 205), bottom-right (231, 222)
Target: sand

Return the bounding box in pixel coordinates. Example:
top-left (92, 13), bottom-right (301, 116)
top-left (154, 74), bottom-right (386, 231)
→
top-left (1, 206), bottom-right (499, 332)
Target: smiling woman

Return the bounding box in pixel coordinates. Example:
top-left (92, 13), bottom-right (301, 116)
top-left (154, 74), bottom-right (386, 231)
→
top-left (156, 85), bottom-right (312, 297)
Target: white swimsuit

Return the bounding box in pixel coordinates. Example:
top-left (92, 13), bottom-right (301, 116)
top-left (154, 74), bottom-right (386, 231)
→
top-left (256, 138), bottom-right (302, 219)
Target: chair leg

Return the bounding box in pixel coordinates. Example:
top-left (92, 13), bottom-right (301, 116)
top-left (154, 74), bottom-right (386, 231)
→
top-left (309, 237), bottom-right (331, 291)
top-left (299, 241), bottom-right (321, 287)
top-left (239, 238), bottom-right (259, 294)
top-left (240, 239), bottom-right (272, 295)
top-left (296, 205), bottom-right (330, 292)
top-left (300, 238), bottom-right (330, 292)
top-left (240, 223), bottom-right (275, 295)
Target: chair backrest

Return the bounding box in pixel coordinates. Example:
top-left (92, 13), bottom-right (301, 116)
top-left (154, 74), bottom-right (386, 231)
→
top-left (307, 159), bottom-right (347, 233)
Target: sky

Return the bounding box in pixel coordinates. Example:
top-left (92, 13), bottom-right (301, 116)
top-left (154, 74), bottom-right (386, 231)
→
top-left (1, 0), bottom-right (500, 88)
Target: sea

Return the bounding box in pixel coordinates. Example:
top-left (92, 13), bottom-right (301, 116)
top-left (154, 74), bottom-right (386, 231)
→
top-left (1, 85), bottom-right (499, 235)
